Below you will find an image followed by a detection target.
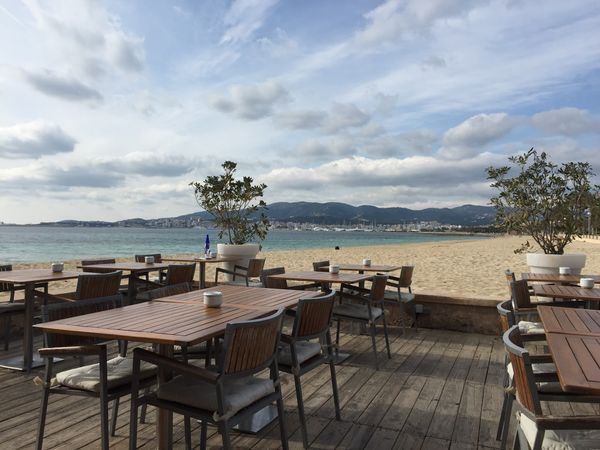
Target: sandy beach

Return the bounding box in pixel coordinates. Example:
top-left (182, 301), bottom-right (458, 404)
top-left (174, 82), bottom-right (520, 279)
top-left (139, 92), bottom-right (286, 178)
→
top-left (4, 235), bottom-right (600, 301)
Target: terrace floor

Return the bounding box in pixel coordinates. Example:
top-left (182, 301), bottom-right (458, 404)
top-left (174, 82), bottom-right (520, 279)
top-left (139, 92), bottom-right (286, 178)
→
top-left (2, 327), bottom-right (510, 449)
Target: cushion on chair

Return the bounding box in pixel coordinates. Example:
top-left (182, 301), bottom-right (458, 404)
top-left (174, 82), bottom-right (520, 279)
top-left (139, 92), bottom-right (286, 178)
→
top-left (518, 411), bottom-right (600, 449)
top-left (384, 290), bottom-right (415, 303)
top-left (56, 355), bottom-right (156, 393)
top-left (278, 341), bottom-right (322, 366)
top-left (519, 320), bottom-right (545, 335)
top-left (333, 303), bottom-right (383, 321)
top-left (157, 374), bottom-right (275, 421)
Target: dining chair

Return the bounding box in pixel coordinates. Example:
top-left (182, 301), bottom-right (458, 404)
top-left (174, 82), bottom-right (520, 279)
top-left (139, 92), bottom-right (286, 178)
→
top-left (134, 254), bottom-right (166, 282)
top-left (129, 309), bottom-right (288, 450)
top-left (164, 263), bottom-right (196, 285)
top-left (509, 279), bottom-right (583, 322)
top-left (312, 260), bottom-right (329, 271)
top-left (1, 264), bottom-right (26, 351)
top-left (215, 258), bottom-right (266, 287)
top-left (81, 258), bottom-right (117, 273)
top-left (383, 265), bottom-right (416, 333)
top-left (503, 325), bottom-right (600, 449)
top-left (278, 291), bottom-right (340, 449)
top-left (260, 267), bottom-right (324, 291)
top-left (35, 271), bottom-right (123, 302)
top-left (334, 275), bottom-right (391, 370)
top-left (36, 295), bottom-right (157, 450)
top-left (495, 300), bottom-right (553, 449)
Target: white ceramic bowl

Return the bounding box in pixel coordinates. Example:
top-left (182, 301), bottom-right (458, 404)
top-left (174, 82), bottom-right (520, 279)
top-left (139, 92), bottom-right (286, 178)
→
top-left (51, 262), bottom-right (64, 273)
top-left (329, 265), bottom-right (340, 274)
top-left (204, 291), bottom-right (223, 307)
top-left (559, 266), bottom-right (571, 275)
top-left (145, 256), bottom-right (155, 264)
top-left (580, 278), bottom-right (595, 289)
top-left (362, 259), bottom-right (371, 267)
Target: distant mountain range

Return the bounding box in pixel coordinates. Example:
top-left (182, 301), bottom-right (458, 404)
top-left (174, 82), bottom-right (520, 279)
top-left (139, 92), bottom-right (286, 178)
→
top-left (36, 202), bottom-right (496, 227)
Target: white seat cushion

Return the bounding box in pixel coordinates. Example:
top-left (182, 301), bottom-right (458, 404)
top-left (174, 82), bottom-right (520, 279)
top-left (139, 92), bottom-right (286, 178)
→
top-left (278, 341), bottom-right (322, 366)
top-left (519, 320), bottom-right (545, 335)
top-left (157, 374), bottom-right (275, 420)
top-left (519, 412), bottom-right (600, 449)
top-left (384, 290), bottom-right (415, 302)
top-left (56, 355), bottom-right (156, 393)
top-left (333, 303), bottom-right (383, 321)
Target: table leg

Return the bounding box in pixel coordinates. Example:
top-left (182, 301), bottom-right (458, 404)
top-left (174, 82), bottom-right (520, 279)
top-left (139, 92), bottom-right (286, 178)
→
top-left (199, 262), bottom-right (206, 289)
top-left (126, 274), bottom-right (137, 306)
top-left (156, 344), bottom-right (173, 450)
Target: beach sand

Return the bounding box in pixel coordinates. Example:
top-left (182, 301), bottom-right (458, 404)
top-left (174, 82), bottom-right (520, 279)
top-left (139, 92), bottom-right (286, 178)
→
top-left (4, 235), bottom-right (600, 301)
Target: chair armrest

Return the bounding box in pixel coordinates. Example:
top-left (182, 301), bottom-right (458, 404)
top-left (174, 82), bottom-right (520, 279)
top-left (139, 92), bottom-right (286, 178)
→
top-left (537, 415), bottom-right (600, 429)
top-left (534, 372), bottom-right (559, 382)
top-left (341, 283), bottom-right (370, 295)
top-left (289, 282), bottom-right (322, 290)
top-left (133, 348), bottom-right (219, 383)
top-left (530, 354), bottom-right (553, 364)
top-left (34, 290), bottom-right (77, 303)
top-left (280, 334), bottom-right (294, 344)
top-left (39, 345), bottom-right (104, 357)
top-left (233, 264), bottom-right (248, 273)
top-left (522, 333), bottom-right (547, 342)
top-left (216, 268), bottom-right (247, 278)
top-left (338, 290), bottom-right (369, 304)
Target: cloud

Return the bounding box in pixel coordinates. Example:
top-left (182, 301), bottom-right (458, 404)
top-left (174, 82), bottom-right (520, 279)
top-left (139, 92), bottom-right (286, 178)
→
top-left (420, 55), bottom-right (447, 70)
top-left (107, 152), bottom-right (198, 177)
top-left (23, 70), bottom-right (102, 102)
top-left (274, 110), bottom-right (326, 129)
top-left (355, 0), bottom-right (485, 48)
top-left (209, 80), bottom-right (290, 120)
top-left (323, 103), bottom-right (370, 133)
top-left (532, 107), bottom-right (600, 136)
top-left (44, 165), bottom-right (125, 188)
top-left (221, 0), bottom-right (279, 45)
top-left (0, 121), bottom-right (76, 159)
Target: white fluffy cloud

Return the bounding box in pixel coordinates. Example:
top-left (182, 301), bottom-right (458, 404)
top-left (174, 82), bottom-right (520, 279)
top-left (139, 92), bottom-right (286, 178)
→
top-left (532, 107), bottom-right (600, 136)
top-left (23, 70), bottom-right (102, 102)
top-left (0, 121), bottom-right (76, 159)
top-left (209, 80), bottom-right (290, 120)
top-left (221, 0), bottom-right (279, 44)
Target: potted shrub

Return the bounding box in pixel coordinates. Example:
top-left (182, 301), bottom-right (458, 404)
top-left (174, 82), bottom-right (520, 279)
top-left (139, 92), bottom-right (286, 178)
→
top-left (486, 148), bottom-right (599, 274)
top-left (190, 161), bottom-right (270, 276)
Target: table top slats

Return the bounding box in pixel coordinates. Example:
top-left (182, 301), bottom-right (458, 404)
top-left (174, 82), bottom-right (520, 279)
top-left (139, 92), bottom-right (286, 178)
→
top-left (162, 256), bottom-right (236, 264)
top-left (75, 262), bottom-right (169, 273)
top-left (523, 273), bottom-right (600, 284)
top-left (538, 306), bottom-right (600, 336)
top-left (533, 284), bottom-right (600, 302)
top-left (334, 264), bottom-right (402, 272)
top-left (546, 333), bottom-right (600, 394)
top-left (0, 269), bottom-right (81, 284)
top-left (268, 271), bottom-right (373, 284)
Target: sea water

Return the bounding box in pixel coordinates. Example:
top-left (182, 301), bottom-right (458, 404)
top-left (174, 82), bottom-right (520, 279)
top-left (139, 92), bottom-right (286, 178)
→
top-left (0, 226), bottom-right (485, 263)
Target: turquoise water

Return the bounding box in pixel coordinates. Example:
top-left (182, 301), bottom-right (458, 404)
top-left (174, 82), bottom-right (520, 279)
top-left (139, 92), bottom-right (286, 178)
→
top-left (0, 226), bottom-right (486, 263)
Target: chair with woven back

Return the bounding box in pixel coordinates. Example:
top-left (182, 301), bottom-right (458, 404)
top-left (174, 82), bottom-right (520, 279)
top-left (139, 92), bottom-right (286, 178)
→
top-left (36, 295), bottom-right (157, 450)
top-left (260, 267), bottom-right (324, 291)
top-left (1, 264), bottom-right (26, 351)
top-left (81, 259), bottom-right (117, 273)
top-left (215, 258), bottom-right (266, 287)
top-left (35, 271), bottom-right (123, 303)
top-left (383, 265), bottom-right (416, 333)
top-left (277, 290), bottom-right (340, 449)
top-left (134, 254), bottom-right (166, 283)
top-left (495, 300), bottom-right (553, 449)
top-left (312, 260), bottom-right (330, 271)
top-left (334, 274), bottom-right (392, 370)
top-left (129, 309), bottom-right (289, 450)
top-left (503, 325), bottom-right (600, 449)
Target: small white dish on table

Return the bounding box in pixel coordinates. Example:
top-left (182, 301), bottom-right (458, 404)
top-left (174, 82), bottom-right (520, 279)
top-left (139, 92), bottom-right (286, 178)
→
top-left (51, 262), bottom-right (64, 273)
top-left (204, 291), bottom-right (223, 307)
top-left (362, 259), bottom-right (371, 267)
top-left (580, 278), bottom-right (594, 289)
top-left (329, 264), bottom-right (340, 274)
top-left (559, 266), bottom-right (571, 275)
top-left (144, 256), bottom-right (155, 264)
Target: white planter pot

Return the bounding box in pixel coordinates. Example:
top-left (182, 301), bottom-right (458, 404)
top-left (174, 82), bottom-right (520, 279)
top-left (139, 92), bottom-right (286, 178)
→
top-left (217, 243), bottom-right (260, 281)
top-left (526, 253), bottom-right (586, 275)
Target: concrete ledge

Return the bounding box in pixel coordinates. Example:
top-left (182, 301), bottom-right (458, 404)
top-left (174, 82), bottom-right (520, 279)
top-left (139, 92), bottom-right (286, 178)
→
top-left (387, 293), bottom-right (502, 335)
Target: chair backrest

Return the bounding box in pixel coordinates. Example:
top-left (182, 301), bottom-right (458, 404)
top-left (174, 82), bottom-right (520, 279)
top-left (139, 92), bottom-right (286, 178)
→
top-left (246, 258), bottom-right (266, 278)
top-left (510, 279), bottom-right (533, 310)
top-left (292, 291), bottom-right (336, 339)
top-left (165, 263), bottom-right (195, 285)
top-left (134, 253), bottom-right (162, 263)
top-left (260, 267), bottom-right (287, 289)
top-left (398, 266), bottom-right (414, 288)
top-left (503, 325), bottom-right (543, 415)
top-left (75, 271), bottom-right (123, 300)
top-left (81, 259), bottom-right (117, 273)
top-left (220, 309), bottom-right (284, 378)
top-left (370, 275), bottom-right (388, 303)
top-left (497, 299), bottom-right (516, 333)
top-left (42, 295), bottom-right (121, 347)
top-left (136, 282), bottom-right (193, 302)
top-left (312, 260), bottom-right (330, 272)
top-left (0, 264), bottom-right (12, 293)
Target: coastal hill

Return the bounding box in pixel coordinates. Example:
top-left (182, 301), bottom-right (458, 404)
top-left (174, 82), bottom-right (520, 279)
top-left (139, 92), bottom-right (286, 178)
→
top-left (35, 202), bottom-right (495, 228)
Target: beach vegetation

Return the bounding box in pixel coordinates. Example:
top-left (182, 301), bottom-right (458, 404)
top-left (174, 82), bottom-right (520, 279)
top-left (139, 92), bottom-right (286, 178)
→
top-left (190, 161), bottom-right (270, 245)
top-left (486, 148), bottom-right (599, 254)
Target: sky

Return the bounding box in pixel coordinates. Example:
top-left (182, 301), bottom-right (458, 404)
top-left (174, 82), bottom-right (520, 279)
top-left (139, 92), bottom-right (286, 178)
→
top-left (1, 0), bottom-right (600, 223)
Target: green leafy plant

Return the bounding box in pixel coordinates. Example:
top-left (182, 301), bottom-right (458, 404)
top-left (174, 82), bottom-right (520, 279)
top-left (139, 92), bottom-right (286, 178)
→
top-left (486, 148), bottom-right (599, 254)
top-left (190, 161), bottom-right (270, 245)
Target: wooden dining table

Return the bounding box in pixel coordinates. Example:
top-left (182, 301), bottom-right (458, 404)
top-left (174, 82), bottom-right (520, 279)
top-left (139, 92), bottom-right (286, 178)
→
top-left (35, 285), bottom-right (320, 448)
top-left (532, 284), bottom-right (600, 303)
top-left (0, 269), bottom-right (80, 371)
top-left (76, 261), bottom-right (169, 303)
top-left (523, 272), bottom-right (600, 284)
top-left (162, 255), bottom-right (237, 288)
top-left (538, 305), bottom-right (600, 395)
top-left (268, 270), bottom-right (374, 285)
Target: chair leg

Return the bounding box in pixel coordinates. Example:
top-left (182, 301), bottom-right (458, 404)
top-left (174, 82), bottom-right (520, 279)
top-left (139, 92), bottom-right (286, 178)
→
top-left (140, 387), bottom-right (148, 423)
top-left (200, 421), bottom-right (208, 450)
top-left (335, 319), bottom-right (341, 355)
top-left (36, 360), bottom-right (53, 450)
top-left (218, 420), bottom-right (232, 450)
top-left (294, 374), bottom-right (309, 449)
top-left (3, 315), bottom-right (10, 351)
top-left (532, 429), bottom-right (544, 450)
top-left (184, 416), bottom-right (192, 450)
top-left (397, 301), bottom-right (406, 335)
top-left (110, 398), bottom-right (120, 436)
top-left (100, 393), bottom-right (110, 450)
top-left (369, 321), bottom-right (379, 370)
top-left (381, 313), bottom-right (391, 359)
top-left (276, 395), bottom-right (289, 450)
top-left (496, 391), bottom-right (508, 441)
top-left (500, 394), bottom-right (513, 450)
top-left (326, 332), bottom-right (341, 420)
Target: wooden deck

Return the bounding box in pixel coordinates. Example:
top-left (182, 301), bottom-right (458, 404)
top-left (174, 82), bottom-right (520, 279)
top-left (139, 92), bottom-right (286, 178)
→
top-left (2, 327), bottom-right (508, 449)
